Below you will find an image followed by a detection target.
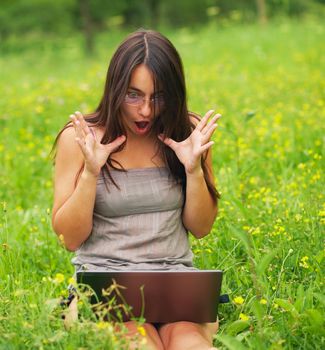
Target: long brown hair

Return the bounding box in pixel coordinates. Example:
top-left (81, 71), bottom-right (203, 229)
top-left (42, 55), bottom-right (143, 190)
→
top-left (53, 29), bottom-right (219, 202)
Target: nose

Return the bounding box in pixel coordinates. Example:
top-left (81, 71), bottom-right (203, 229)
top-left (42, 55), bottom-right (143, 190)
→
top-left (139, 99), bottom-right (152, 118)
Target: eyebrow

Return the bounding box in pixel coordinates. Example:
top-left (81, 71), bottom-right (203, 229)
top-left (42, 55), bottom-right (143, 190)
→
top-left (128, 87), bottom-right (144, 93)
top-left (128, 86), bottom-right (163, 95)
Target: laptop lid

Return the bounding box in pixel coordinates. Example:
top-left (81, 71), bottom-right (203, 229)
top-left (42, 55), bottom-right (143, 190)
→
top-left (77, 270), bottom-right (223, 323)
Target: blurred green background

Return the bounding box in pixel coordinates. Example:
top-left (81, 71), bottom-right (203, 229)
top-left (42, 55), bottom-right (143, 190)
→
top-left (1, 1), bottom-right (324, 349)
top-left (1, 0), bottom-right (325, 54)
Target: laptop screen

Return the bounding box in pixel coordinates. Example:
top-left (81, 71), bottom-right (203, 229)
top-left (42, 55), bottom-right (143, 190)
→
top-left (77, 270), bottom-right (223, 323)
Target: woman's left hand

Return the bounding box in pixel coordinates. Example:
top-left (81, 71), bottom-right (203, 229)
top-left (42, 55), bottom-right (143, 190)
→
top-left (158, 110), bottom-right (221, 174)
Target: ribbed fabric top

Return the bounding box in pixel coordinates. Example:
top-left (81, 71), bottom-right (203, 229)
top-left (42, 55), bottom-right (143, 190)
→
top-left (72, 167), bottom-right (194, 272)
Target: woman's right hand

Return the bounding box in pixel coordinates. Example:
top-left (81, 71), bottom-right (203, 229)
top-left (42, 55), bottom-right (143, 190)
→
top-left (70, 111), bottom-right (126, 177)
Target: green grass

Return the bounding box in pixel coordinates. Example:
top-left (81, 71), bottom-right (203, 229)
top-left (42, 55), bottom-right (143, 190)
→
top-left (0, 18), bottom-right (324, 349)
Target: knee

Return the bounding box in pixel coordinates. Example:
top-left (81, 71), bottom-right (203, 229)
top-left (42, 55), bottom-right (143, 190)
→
top-left (164, 321), bottom-right (201, 334)
top-left (205, 320), bottom-right (219, 335)
top-left (160, 321), bottom-right (203, 341)
top-left (159, 321), bottom-right (217, 349)
top-left (123, 321), bottom-right (139, 335)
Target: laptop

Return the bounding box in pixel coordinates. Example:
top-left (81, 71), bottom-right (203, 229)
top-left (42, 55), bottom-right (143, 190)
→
top-left (77, 270), bottom-right (223, 323)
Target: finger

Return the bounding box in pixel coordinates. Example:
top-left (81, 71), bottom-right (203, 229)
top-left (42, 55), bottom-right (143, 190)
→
top-left (69, 114), bottom-right (77, 128)
top-left (84, 132), bottom-right (96, 148)
top-left (202, 123), bottom-right (218, 143)
top-left (75, 111), bottom-right (92, 136)
top-left (70, 114), bottom-right (81, 137)
top-left (74, 136), bottom-right (87, 156)
top-left (74, 111), bottom-right (90, 141)
top-left (200, 140), bottom-right (215, 153)
top-left (72, 117), bottom-right (85, 142)
top-left (201, 114), bottom-right (221, 134)
top-left (196, 110), bottom-right (215, 131)
top-left (105, 135), bottom-right (126, 153)
top-left (158, 134), bottom-right (178, 150)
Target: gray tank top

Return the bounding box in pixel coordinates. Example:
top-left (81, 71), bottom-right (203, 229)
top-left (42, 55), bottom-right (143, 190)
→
top-left (72, 167), bottom-right (194, 272)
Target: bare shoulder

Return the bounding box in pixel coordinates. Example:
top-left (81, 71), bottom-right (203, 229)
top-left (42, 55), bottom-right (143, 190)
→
top-left (56, 123), bottom-right (102, 161)
top-left (55, 124), bottom-right (83, 164)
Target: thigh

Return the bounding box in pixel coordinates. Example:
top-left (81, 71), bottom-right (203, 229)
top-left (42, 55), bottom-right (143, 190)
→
top-left (158, 320), bottom-right (219, 350)
top-left (63, 296), bottom-right (78, 329)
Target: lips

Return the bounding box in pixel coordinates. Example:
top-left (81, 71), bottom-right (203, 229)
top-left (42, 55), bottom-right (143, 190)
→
top-left (135, 121), bottom-right (149, 129)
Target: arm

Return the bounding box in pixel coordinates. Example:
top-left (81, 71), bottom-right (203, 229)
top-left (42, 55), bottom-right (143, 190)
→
top-left (158, 110), bottom-right (221, 239)
top-left (52, 112), bottom-right (126, 251)
top-left (182, 149), bottom-right (218, 238)
top-left (52, 126), bottom-right (98, 251)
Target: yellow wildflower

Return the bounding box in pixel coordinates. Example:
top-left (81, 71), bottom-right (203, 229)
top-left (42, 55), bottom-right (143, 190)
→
top-left (97, 321), bottom-right (113, 331)
top-left (58, 234), bottom-right (65, 246)
top-left (249, 177), bottom-right (258, 185)
top-left (137, 326), bottom-right (147, 337)
top-left (239, 313), bottom-right (249, 321)
top-left (234, 296), bottom-right (244, 305)
top-left (311, 171), bottom-right (321, 183)
top-left (35, 105), bottom-right (44, 113)
top-left (295, 214), bottom-right (302, 222)
top-left (318, 210), bottom-right (325, 217)
top-left (250, 227), bottom-right (261, 235)
top-left (54, 273), bottom-right (65, 284)
top-left (68, 277), bottom-right (76, 286)
top-left (299, 256), bottom-right (309, 269)
top-left (260, 298), bottom-right (267, 305)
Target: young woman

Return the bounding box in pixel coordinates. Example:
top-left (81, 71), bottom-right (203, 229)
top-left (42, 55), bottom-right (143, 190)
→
top-left (52, 29), bottom-right (221, 350)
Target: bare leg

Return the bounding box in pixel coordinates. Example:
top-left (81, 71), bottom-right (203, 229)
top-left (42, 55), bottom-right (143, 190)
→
top-left (123, 321), bottom-right (164, 350)
top-left (64, 300), bottom-right (163, 349)
top-left (158, 321), bottom-right (219, 350)
top-left (63, 296), bottom-right (78, 329)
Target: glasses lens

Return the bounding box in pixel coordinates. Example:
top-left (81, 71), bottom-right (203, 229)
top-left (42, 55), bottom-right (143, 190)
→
top-left (153, 95), bottom-right (164, 108)
top-left (125, 92), bottom-right (142, 105)
top-left (125, 92), bottom-right (165, 107)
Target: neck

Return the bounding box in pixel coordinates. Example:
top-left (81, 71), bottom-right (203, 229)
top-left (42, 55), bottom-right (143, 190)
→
top-left (126, 132), bottom-right (157, 146)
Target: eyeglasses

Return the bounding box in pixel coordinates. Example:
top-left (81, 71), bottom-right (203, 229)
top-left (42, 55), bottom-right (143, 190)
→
top-left (124, 91), bottom-right (164, 108)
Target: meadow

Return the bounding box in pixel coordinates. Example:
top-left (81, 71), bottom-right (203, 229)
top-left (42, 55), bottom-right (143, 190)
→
top-left (0, 18), bottom-right (324, 349)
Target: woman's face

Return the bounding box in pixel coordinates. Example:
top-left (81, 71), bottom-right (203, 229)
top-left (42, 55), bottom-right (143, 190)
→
top-left (120, 64), bottom-right (163, 138)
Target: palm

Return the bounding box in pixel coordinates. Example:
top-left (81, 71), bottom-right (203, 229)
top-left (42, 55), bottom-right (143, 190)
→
top-left (171, 129), bottom-right (206, 172)
top-left (82, 135), bottom-right (115, 174)
top-left (159, 110), bottom-right (221, 174)
top-left (71, 112), bottom-right (126, 176)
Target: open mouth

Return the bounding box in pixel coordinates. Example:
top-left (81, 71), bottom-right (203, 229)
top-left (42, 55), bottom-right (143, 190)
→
top-left (135, 121), bottom-right (149, 129)
top-left (134, 121), bottom-right (150, 133)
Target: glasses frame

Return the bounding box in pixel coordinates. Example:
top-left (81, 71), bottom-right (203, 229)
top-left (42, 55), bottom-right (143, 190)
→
top-left (124, 91), bottom-right (164, 108)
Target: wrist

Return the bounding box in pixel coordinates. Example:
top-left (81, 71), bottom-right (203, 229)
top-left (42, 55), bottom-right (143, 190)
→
top-left (81, 168), bottom-right (99, 181)
top-left (185, 167), bottom-right (204, 178)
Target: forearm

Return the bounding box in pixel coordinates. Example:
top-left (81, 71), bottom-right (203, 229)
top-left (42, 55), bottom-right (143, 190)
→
top-left (182, 168), bottom-right (218, 238)
top-left (52, 171), bottom-right (98, 251)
